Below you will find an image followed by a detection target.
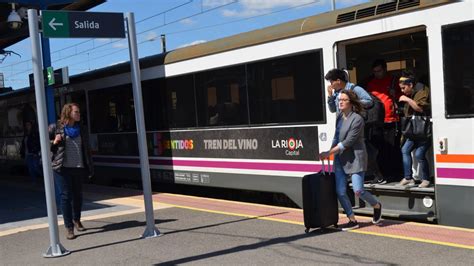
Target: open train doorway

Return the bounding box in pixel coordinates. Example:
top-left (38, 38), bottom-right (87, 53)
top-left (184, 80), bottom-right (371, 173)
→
top-left (335, 27), bottom-right (436, 220)
top-left (337, 27), bottom-right (432, 183)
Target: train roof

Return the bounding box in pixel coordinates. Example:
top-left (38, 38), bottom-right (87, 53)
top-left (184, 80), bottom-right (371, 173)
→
top-left (67, 0), bottom-right (453, 84)
top-left (0, 87), bottom-right (33, 98)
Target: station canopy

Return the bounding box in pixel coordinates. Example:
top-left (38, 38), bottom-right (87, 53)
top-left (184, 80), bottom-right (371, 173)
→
top-left (0, 0), bottom-right (104, 50)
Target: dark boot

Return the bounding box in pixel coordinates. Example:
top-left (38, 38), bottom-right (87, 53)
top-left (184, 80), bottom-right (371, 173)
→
top-left (73, 220), bottom-right (86, 232)
top-left (66, 228), bottom-right (75, 240)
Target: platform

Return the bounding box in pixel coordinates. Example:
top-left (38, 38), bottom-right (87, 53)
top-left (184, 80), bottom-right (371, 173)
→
top-left (1, 175), bottom-right (473, 265)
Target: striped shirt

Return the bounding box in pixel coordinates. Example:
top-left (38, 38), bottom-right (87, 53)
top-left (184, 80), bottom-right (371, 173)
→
top-left (62, 135), bottom-right (84, 168)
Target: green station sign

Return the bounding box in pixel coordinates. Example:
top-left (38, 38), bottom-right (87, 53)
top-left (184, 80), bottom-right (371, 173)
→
top-left (42, 11), bottom-right (125, 38)
top-left (46, 66), bottom-right (54, 85)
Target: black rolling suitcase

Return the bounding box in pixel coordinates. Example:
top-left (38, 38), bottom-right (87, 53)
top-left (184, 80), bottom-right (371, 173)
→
top-left (302, 160), bottom-right (339, 233)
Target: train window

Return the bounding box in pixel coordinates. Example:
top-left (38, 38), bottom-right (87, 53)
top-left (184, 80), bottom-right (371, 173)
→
top-left (142, 78), bottom-right (167, 130)
top-left (0, 98), bottom-right (36, 138)
top-left (0, 101), bottom-right (5, 137)
top-left (166, 75), bottom-right (196, 128)
top-left (247, 51), bottom-right (325, 124)
top-left (88, 85), bottom-right (136, 133)
top-left (195, 65), bottom-right (248, 127)
top-left (0, 104), bottom-right (23, 137)
top-left (142, 75), bottom-right (196, 130)
top-left (442, 21), bottom-right (474, 118)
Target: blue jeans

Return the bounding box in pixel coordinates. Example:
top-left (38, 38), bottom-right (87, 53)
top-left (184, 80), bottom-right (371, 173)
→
top-left (25, 154), bottom-right (42, 182)
top-left (334, 156), bottom-right (379, 217)
top-left (53, 172), bottom-right (63, 212)
top-left (401, 138), bottom-right (431, 181)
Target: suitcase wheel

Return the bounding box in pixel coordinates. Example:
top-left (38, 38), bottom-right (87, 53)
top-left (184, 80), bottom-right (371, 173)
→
top-left (305, 228), bottom-right (310, 233)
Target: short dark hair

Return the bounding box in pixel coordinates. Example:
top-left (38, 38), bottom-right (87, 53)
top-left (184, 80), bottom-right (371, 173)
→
top-left (324, 69), bottom-right (347, 82)
top-left (371, 59), bottom-right (387, 70)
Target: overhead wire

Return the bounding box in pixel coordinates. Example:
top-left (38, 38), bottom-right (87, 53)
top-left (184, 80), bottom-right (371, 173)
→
top-left (58, 0), bottom-right (320, 72)
top-left (3, 0), bottom-right (238, 79)
top-left (0, 0), bottom-right (196, 69)
top-left (164, 0), bottom-right (319, 36)
top-left (49, 0), bottom-right (239, 64)
top-left (5, 0), bottom-right (323, 82)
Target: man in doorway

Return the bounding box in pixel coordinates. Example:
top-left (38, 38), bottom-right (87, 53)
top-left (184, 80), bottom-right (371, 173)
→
top-left (366, 59), bottom-right (403, 183)
top-left (325, 68), bottom-right (373, 113)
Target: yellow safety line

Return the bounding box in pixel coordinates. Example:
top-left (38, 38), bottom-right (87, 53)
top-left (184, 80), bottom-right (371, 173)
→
top-left (159, 202), bottom-right (474, 250)
top-left (0, 198), bottom-right (171, 238)
top-left (0, 208), bottom-right (145, 237)
top-left (160, 202), bottom-right (304, 225)
top-left (405, 221), bottom-right (474, 232)
top-left (351, 230), bottom-right (474, 250)
top-left (3, 192), bottom-right (473, 250)
top-left (156, 193), bottom-right (473, 232)
top-left (157, 193), bottom-right (303, 212)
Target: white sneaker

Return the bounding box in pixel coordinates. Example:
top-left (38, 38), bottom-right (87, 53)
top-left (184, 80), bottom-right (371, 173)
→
top-left (418, 180), bottom-right (430, 188)
top-left (399, 178), bottom-right (415, 186)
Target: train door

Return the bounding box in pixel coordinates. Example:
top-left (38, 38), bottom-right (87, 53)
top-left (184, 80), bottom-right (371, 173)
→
top-left (433, 21), bottom-right (474, 228)
top-left (334, 27), bottom-right (436, 220)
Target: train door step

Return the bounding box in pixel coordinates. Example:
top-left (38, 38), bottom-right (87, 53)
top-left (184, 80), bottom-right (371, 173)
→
top-left (351, 206), bottom-right (436, 223)
top-left (362, 182), bottom-right (435, 194)
top-left (348, 182), bottom-right (436, 222)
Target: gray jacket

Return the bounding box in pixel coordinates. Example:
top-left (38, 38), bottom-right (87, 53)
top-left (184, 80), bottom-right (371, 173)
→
top-left (332, 111), bottom-right (367, 174)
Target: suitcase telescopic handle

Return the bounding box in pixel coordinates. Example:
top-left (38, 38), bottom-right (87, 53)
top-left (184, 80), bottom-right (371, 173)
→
top-left (321, 158), bottom-right (332, 174)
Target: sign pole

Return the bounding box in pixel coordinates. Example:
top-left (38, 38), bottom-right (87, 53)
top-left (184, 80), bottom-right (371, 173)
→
top-left (27, 9), bottom-right (70, 258)
top-left (125, 12), bottom-right (162, 238)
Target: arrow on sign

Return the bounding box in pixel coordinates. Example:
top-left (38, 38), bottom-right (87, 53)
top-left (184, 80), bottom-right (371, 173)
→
top-left (48, 18), bottom-right (64, 31)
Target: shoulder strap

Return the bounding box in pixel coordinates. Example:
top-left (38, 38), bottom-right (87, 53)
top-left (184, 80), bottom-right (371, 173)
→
top-left (389, 76), bottom-right (397, 99)
top-left (387, 76), bottom-right (400, 113)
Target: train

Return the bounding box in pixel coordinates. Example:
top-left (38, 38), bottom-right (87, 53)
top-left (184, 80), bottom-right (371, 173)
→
top-left (1, 0), bottom-right (472, 228)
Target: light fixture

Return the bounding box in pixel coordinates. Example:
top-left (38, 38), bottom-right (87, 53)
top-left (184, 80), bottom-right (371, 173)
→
top-left (7, 3), bottom-right (23, 30)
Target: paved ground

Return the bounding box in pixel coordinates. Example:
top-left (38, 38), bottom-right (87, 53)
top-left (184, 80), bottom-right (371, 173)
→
top-left (1, 176), bottom-right (473, 265)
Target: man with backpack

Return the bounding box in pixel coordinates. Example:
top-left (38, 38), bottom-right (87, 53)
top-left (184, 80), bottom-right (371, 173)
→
top-left (325, 68), bottom-right (373, 113)
top-left (366, 59), bottom-right (403, 183)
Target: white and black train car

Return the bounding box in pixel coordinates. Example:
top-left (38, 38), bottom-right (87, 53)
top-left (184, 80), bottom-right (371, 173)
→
top-left (1, 0), bottom-right (472, 228)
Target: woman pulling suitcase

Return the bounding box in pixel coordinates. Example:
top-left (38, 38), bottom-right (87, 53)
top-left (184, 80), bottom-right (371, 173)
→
top-left (319, 90), bottom-right (382, 230)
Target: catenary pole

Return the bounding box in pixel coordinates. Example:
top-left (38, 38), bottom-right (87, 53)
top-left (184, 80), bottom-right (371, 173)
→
top-left (125, 12), bottom-right (162, 238)
top-left (27, 9), bottom-right (70, 257)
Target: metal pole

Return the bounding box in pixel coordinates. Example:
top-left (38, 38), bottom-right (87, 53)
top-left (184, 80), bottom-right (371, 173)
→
top-left (41, 39), bottom-right (57, 123)
top-left (39, 2), bottom-right (57, 124)
top-left (27, 9), bottom-right (70, 258)
top-left (125, 12), bottom-right (162, 239)
top-left (331, 0), bottom-right (336, 11)
top-left (160, 34), bottom-right (166, 53)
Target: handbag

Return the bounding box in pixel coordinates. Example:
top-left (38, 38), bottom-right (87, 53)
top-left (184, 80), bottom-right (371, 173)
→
top-left (401, 115), bottom-right (432, 140)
